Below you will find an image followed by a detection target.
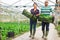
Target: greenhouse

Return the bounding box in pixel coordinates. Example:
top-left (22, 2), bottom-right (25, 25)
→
top-left (0, 0), bottom-right (60, 40)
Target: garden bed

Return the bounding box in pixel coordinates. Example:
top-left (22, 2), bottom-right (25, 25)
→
top-left (0, 21), bottom-right (30, 40)
top-left (55, 21), bottom-right (60, 37)
top-left (0, 21), bottom-right (40, 40)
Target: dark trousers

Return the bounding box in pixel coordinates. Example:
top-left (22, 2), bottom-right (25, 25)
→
top-left (30, 19), bottom-right (37, 36)
top-left (42, 22), bottom-right (49, 31)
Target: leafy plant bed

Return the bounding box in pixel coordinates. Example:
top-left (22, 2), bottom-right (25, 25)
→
top-left (0, 21), bottom-right (40, 40)
top-left (56, 25), bottom-right (60, 37)
top-left (0, 22), bottom-right (30, 40)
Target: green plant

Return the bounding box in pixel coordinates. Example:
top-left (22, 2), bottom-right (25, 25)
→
top-left (0, 22), bottom-right (30, 40)
top-left (0, 20), bottom-right (40, 40)
top-left (58, 21), bottom-right (60, 24)
top-left (22, 9), bottom-right (37, 21)
top-left (56, 25), bottom-right (60, 37)
top-left (38, 14), bottom-right (52, 23)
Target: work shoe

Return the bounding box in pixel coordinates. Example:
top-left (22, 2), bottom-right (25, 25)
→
top-left (29, 35), bottom-right (32, 37)
top-left (44, 37), bottom-right (47, 40)
top-left (32, 35), bottom-right (34, 39)
top-left (42, 36), bottom-right (44, 38)
top-left (42, 35), bottom-right (45, 38)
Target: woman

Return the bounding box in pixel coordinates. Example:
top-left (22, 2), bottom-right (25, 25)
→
top-left (29, 2), bottom-right (39, 39)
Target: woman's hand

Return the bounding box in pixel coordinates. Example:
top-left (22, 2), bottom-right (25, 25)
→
top-left (36, 14), bottom-right (39, 16)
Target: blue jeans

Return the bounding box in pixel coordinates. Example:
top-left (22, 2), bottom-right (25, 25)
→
top-left (30, 19), bottom-right (37, 35)
top-left (42, 22), bottom-right (49, 31)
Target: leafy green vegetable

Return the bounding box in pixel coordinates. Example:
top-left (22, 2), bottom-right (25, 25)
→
top-left (22, 9), bottom-right (37, 21)
top-left (0, 22), bottom-right (30, 40)
top-left (38, 14), bottom-right (52, 23)
top-left (22, 9), bottom-right (32, 18)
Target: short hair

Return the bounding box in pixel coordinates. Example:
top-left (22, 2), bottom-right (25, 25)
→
top-left (33, 2), bottom-right (37, 6)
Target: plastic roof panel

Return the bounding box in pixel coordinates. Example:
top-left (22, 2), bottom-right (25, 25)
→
top-left (1, 0), bottom-right (56, 11)
top-left (1, 0), bottom-right (56, 6)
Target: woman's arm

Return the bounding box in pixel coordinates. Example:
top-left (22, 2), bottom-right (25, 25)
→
top-left (36, 10), bottom-right (39, 16)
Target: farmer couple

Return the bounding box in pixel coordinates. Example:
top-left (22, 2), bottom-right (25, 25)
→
top-left (29, 0), bottom-right (54, 40)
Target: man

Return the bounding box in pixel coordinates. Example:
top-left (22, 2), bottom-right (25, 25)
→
top-left (29, 2), bottom-right (39, 39)
top-left (41, 1), bottom-right (53, 40)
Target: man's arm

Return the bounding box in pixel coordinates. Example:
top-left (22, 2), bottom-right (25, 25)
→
top-left (50, 8), bottom-right (55, 17)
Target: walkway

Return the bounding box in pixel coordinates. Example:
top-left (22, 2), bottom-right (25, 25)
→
top-left (12, 23), bottom-right (60, 40)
